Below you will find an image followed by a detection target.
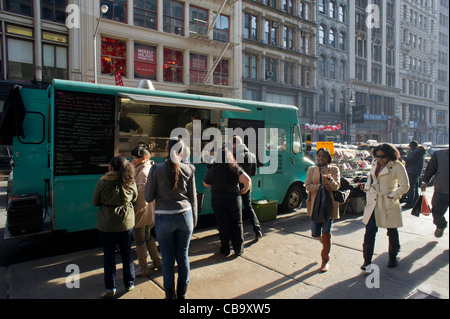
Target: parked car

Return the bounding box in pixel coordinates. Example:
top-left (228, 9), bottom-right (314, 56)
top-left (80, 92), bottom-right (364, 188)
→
top-left (429, 145), bottom-right (449, 154)
top-left (0, 145), bottom-right (12, 178)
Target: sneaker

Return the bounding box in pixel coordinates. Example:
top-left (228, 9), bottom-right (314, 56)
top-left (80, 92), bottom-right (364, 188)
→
top-left (435, 227), bottom-right (446, 238)
top-left (100, 289), bottom-right (116, 299)
top-left (126, 284), bottom-right (135, 292)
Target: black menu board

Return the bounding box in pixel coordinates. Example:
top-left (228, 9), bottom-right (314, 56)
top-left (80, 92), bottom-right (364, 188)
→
top-left (54, 90), bottom-right (115, 176)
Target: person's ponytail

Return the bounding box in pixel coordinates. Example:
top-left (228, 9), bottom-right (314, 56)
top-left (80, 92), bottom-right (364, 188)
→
top-left (166, 139), bottom-right (184, 191)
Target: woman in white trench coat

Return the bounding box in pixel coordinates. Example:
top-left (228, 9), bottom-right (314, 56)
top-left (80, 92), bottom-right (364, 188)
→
top-left (361, 143), bottom-right (409, 270)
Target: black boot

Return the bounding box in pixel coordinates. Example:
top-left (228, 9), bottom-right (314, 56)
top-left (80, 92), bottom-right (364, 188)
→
top-left (164, 287), bottom-right (176, 299)
top-left (387, 244), bottom-right (400, 268)
top-left (361, 243), bottom-right (374, 271)
top-left (177, 284), bottom-right (188, 299)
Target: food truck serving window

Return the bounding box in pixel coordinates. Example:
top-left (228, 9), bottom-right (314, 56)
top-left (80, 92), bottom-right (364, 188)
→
top-left (118, 93), bottom-right (251, 159)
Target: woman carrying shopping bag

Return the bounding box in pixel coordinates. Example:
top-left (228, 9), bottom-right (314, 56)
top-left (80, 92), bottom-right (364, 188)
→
top-left (361, 143), bottom-right (409, 270)
top-left (305, 148), bottom-right (341, 273)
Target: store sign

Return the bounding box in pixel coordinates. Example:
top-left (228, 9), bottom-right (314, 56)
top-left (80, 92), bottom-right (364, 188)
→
top-left (409, 121), bottom-right (418, 128)
top-left (386, 118), bottom-right (392, 133)
top-left (134, 44), bottom-right (156, 79)
top-left (316, 141), bottom-right (335, 156)
top-left (364, 113), bottom-right (388, 121)
top-left (352, 105), bottom-right (366, 123)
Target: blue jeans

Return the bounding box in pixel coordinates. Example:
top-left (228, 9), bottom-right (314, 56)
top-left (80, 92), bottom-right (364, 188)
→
top-left (99, 229), bottom-right (135, 292)
top-left (311, 218), bottom-right (333, 238)
top-left (155, 209), bottom-right (194, 289)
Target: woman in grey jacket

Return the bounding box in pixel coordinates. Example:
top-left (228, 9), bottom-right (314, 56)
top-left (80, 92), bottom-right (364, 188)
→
top-left (145, 139), bottom-right (197, 299)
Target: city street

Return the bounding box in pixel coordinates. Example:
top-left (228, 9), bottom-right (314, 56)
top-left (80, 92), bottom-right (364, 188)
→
top-left (0, 179), bottom-right (448, 301)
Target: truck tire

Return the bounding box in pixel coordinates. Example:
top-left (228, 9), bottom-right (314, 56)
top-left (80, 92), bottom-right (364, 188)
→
top-left (281, 184), bottom-right (303, 212)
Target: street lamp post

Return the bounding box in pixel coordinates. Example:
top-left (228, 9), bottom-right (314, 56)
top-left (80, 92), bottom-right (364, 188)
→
top-left (93, 5), bottom-right (108, 84)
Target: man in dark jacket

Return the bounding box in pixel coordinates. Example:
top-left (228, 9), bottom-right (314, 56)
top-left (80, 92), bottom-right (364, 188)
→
top-left (402, 141), bottom-right (426, 209)
top-left (232, 136), bottom-right (262, 240)
top-left (420, 149), bottom-right (449, 238)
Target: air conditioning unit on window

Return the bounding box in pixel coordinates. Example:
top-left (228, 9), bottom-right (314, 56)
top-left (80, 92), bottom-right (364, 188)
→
top-left (266, 71), bottom-right (274, 78)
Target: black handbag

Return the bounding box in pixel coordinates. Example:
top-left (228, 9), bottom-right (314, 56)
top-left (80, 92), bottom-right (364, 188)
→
top-left (311, 174), bottom-right (332, 223)
top-left (333, 190), bottom-right (345, 203)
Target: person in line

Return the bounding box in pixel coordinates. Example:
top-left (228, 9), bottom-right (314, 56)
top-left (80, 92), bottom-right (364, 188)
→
top-left (232, 136), bottom-right (263, 240)
top-left (145, 139), bottom-right (197, 299)
top-left (93, 156), bottom-right (137, 298)
top-left (131, 146), bottom-right (162, 277)
top-left (420, 148), bottom-right (449, 238)
top-left (204, 147), bottom-right (252, 257)
top-left (120, 106), bottom-right (143, 134)
top-left (402, 141), bottom-right (426, 209)
top-left (305, 148), bottom-right (340, 273)
top-left (361, 144), bottom-right (409, 270)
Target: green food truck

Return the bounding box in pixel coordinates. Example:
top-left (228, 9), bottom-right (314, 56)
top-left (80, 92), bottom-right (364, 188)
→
top-left (3, 80), bottom-right (314, 237)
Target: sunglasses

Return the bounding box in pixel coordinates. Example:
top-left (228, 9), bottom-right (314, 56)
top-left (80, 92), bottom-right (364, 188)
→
top-left (376, 154), bottom-right (387, 159)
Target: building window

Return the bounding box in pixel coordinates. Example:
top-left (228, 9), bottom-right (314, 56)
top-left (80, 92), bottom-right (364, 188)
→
top-left (244, 13), bottom-right (257, 40)
top-left (5, 24), bottom-right (34, 81)
top-left (190, 53), bottom-right (207, 83)
top-left (101, 37), bottom-right (127, 76)
top-left (134, 43), bottom-right (156, 80)
top-left (101, 0), bottom-right (127, 23)
top-left (284, 61), bottom-right (294, 85)
top-left (7, 38), bottom-right (34, 80)
top-left (283, 26), bottom-right (294, 50)
top-left (329, 28), bottom-right (335, 47)
top-left (329, 90), bottom-right (336, 113)
top-left (339, 91), bottom-right (345, 113)
top-left (329, 1), bottom-right (335, 19)
top-left (213, 14), bottom-right (229, 42)
top-left (318, 55), bottom-right (325, 77)
top-left (134, 0), bottom-right (157, 30)
top-left (190, 6), bottom-right (207, 36)
top-left (163, 48), bottom-right (183, 82)
top-left (244, 53), bottom-right (257, 79)
top-left (264, 20), bottom-right (278, 46)
top-left (213, 59), bottom-right (229, 85)
top-left (301, 65), bottom-right (311, 88)
top-left (339, 32), bottom-right (345, 50)
top-left (42, 32), bottom-right (68, 82)
top-left (339, 60), bottom-right (346, 81)
top-left (318, 25), bottom-right (325, 44)
top-left (318, 0), bottom-right (324, 14)
top-left (265, 57), bottom-right (277, 82)
top-left (3, 0), bottom-right (33, 16)
top-left (338, 5), bottom-right (345, 22)
top-left (163, 0), bottom-right (184, 35)
top-left (329, 58), bottom-right (336, 79)
top-left (300, 1), bottom-right (310, 20)
top-left (42, 0), bottom-right (66, 24)
top-left (319, 88), bottom-right (326, 112)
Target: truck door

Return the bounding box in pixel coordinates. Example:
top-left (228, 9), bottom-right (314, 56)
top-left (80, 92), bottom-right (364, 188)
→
top-left (12, 88), bottom-right (50, 200)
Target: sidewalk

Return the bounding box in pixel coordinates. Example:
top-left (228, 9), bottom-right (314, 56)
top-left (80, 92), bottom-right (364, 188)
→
top-left (2, 207), bottom-right (448, 300)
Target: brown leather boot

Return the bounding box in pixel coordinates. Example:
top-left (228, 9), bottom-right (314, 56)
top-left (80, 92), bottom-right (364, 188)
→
top-left (320, 233), bottom-right (331, 272)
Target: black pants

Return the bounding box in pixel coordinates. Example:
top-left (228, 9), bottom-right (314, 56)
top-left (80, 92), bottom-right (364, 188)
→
top-left (211, 193), bottom-right (244, 254)
top-left (363, 212), bottom-right (400, 260)
top-left (432, 191), bottom-right (449, 229)
top-left (241, 190), bottom-right (261, 232)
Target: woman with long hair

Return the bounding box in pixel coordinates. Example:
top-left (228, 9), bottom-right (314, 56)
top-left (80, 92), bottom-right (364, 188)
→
top-left (305, 148), bottom-right (341, 272)
top-left (93, 156), bottom-right (137, 298)
top-left (144, 138), bottom-right (197, 299)
top-left (131, 145), bottom-right (162, 277)
top-left (203, 147), bottom-right (251, 257)
top-left (361, 143), bottom-right (409, 270)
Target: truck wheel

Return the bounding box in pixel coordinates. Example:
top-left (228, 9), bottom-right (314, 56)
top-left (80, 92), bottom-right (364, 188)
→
top-left (281, 184), bottom-right (303, 212)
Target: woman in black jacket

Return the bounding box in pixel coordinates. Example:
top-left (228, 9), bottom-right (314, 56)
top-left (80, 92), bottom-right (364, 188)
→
top-left (203, 148), bottom-right (251, 256)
